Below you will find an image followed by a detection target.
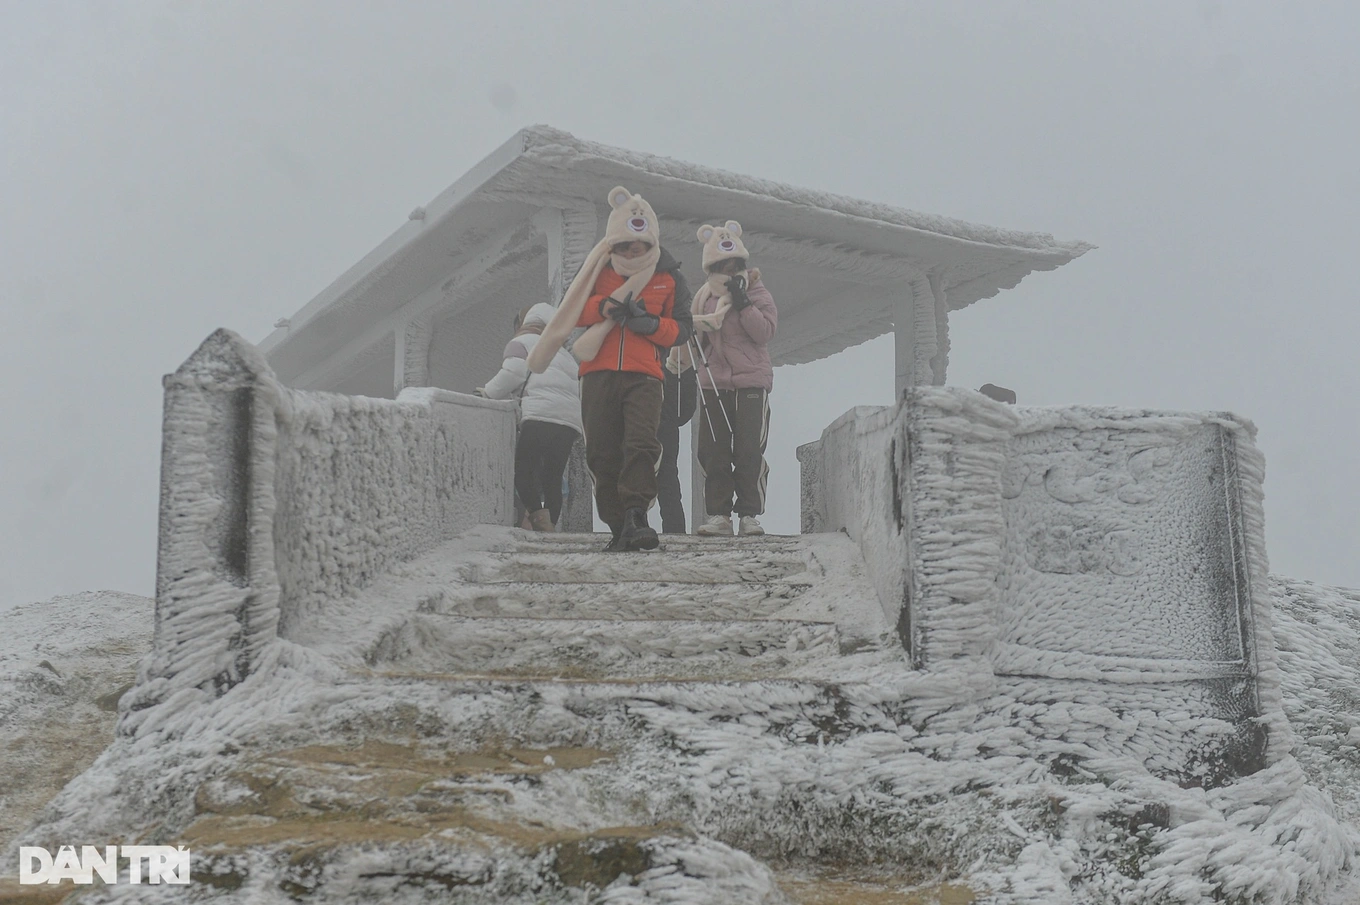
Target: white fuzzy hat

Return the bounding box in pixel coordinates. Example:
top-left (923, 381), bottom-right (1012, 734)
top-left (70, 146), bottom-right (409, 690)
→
top-left (604, 186), bottom-right (660, 250)
top-left (697, 221), bottom-right (749, 271)
top-left (520, 302), bottom-right (557, 328)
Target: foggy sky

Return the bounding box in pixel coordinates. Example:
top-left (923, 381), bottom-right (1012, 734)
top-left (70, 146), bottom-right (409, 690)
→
top-left (3, 0), bottom-right (1357, 611)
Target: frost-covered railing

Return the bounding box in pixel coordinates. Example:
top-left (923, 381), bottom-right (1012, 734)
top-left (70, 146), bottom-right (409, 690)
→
top-left (801, 388), bottom-right (1285, 777)
top-left (127, 330), bottom-right (515, 733)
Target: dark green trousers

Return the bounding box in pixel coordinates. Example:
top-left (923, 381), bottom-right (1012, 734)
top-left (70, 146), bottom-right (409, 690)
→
top-left (580, 371), bottom-right (664, 531)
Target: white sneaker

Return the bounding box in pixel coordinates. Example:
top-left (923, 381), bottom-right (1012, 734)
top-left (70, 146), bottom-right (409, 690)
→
top-left (738, 515), bottom-right (765, 536)
top-left (696, 514), bottom-right (732, 536)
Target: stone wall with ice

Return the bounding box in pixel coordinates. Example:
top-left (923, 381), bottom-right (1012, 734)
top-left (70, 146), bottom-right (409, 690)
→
top-left (272, 385), bottom-right (515, 636)
top-left (801, 387), bottom-right (1285, 782)
top-left (128, 329), bottom-right (516, 736)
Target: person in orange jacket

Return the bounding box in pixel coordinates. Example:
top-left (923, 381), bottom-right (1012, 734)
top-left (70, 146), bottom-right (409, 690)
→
top-left (528, 186), bottom-right (692, 551)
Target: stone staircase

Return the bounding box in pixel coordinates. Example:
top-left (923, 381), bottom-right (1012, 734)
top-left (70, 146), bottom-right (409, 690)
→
top-left (359, 534), bottom-right (856, 683)
top-left (10, 529), bottom-right (937, 904)
top-left (223, 527), bottom-right (924, 900)
top-left (314, 527), bottom-right (901, 687)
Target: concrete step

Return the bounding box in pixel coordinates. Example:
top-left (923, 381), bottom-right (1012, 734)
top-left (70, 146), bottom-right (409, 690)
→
top-left (364, 613), bottom-right (840, 680)
top-left (458, 551), bottom-right (810, 585)
top-left (348, 670), bottom-right (872, 694)
top-left (336, 670), bottom-right (908, 742)
top-left (422, 579), bottom-right (811, 621)
top-left (508, 531), bottom-right (804, 553)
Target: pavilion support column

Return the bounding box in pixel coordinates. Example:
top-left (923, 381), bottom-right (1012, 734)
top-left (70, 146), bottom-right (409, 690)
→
top-left (394, 313), bottom-right (434, 396)
top-left (895, 268), bottom-right (941, 399)
top-left (928, 271), bottom-right (950, 386)
top-left (392, 316), bottom-right (409, 397)
top-left (533, 205), bottom-right (598, 307)
top-left (535, 204), bottom-right (600, 533)
top-left (534, 209), bottom-right (567, 307)
top-left (894, 285), bottom-right (918, 401)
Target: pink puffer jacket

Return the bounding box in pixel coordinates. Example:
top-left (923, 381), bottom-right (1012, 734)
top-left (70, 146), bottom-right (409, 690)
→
top-left (694, 278), bottom-right (777, 391)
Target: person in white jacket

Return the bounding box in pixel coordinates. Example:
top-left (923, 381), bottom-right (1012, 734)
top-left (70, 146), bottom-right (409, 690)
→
top-left (481, 303), bottom-right (583, 531)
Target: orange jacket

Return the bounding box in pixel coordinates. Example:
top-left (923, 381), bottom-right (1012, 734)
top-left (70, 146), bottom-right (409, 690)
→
top-left (576, 266), bottom-right (683, 380)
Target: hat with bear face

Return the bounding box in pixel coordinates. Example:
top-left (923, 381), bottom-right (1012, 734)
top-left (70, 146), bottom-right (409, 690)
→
top-left (603, 186), bottom-right (660, 251)
top-left (697, 221), bottom-right (749, 271)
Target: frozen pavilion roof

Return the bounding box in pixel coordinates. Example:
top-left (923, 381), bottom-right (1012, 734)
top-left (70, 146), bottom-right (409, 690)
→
top-left (260, 125), bottom-right (1092, 386)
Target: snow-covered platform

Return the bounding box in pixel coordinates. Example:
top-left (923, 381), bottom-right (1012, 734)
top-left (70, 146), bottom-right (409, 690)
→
top-left (6, 529), bottom-right (1358, 904)
top-left (5, 332), bottom-right (1357, 903)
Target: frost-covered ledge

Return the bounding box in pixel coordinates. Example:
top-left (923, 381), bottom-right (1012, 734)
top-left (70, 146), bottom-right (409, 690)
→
top-left (796, 405), bottom-right (909, 649)
top-left (127, 330), bottom-right (515, 736)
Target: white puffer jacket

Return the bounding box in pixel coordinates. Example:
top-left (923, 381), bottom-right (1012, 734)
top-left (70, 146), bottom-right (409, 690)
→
top-left (482, 304), bottom-right (583, 435)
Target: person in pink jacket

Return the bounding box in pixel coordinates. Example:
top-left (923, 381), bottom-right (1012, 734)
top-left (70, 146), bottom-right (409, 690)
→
top-left (684, 221), bottom-right (777, 537)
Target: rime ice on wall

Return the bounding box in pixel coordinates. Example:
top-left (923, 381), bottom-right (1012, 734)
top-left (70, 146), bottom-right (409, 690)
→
top-left (903, 390), bottom-right (1019, 668)
top-left (994, 409), bottom-right (1261, 680)
top-left (131, 330), bottom-right (516, 735)
top-left (799, 391), bottom-right (1018, 668)
top-left (272, 385), bottom-right (515, 637)
top-left (801, 387), bottom-right (1282, 780)
top-left (130, 330), bottom-right (284, 736)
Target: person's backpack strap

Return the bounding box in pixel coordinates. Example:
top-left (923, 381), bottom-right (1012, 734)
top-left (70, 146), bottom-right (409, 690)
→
top-left (513, 369), bottom-right (533, 400)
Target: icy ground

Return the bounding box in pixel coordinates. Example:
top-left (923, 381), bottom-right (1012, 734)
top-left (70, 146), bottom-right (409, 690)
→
top-left (1, 531), bottom-right (1357, 904)
top-left (0, 591), bottom-right (153, 849)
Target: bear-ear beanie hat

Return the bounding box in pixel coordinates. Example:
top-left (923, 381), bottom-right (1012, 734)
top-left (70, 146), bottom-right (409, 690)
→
top-left (604, 187), bottom-right (660, 250)
top-left (525, 186), bottom-right (663, 373)
top-left (698, 220), bottom-right (749, 271)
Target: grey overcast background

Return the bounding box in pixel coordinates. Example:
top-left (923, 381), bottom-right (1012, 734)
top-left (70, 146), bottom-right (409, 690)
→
top-left (2, 1), bottom-right (1357, 611)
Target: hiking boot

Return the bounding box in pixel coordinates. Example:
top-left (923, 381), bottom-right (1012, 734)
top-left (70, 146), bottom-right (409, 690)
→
top-left (602, 524), bottom-right (625, 552)
top-left (621, 507), bottom-right (659, 551)
top-left (696, 514), bottom-right (732, 537)
top-left (738, 515), bottom-right (765, 536)
top-left (529, 509), bottom-right (555, 532)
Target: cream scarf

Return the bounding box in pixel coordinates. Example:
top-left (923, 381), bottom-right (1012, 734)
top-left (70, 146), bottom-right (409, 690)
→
top-left (667, 268), bottom-right (758, 375)
top-left (526, 242), bottom-right (660, 372)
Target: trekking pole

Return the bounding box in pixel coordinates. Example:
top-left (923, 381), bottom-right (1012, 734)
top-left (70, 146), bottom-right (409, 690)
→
top-left (690, 335), bottom-right (734, 435)
top-left (689, 338), bottom-right (721, 444)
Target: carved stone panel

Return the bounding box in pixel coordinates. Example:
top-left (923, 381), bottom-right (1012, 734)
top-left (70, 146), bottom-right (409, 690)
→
top-left (995, 421), bottom-right (1251, 668)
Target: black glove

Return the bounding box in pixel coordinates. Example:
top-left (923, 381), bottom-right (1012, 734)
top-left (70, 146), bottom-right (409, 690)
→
top-left (601, 291), bottom-right (636, 321)
top-left (624, 313), bottom-right (660, 335)
top-left (624, 294), bottom-right (649, 318)
top-left (623, 294), bottom-right (659, 334)
top-left (726, 274), bottom-right (750, 310)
